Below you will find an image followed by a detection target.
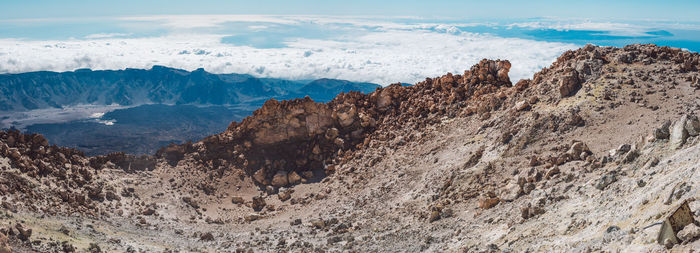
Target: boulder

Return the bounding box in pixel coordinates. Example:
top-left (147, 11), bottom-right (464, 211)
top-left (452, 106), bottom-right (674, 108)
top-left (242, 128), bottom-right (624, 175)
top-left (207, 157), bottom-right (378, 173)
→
top-left (271, 171), bottom-right (289, 188)
top-left (15, 223), bottom-right (32, 242)
top-left (231, 196), bottom-right (245, 204)
top-left (499, 182), bottom-right (522, 201)
top-left (610, 144), bottom-right (631, 158)
top-left (251, 196), bottom-right (266, 212)
top-left (142, 208), bottom-right (156, 216)
top-left (61, 242), bottom-right (75, 253)
top-left (545, 167), bottom-right (560, 179)
top-left (301, 171), bottom-right (314, 179)
top-left (311, 219), bottom-right (327, 229)
top-left (245, 214), bottom-right (262, 222)
top-left (521, 203), bottom-right (545, 219)
top-left (288, 171), bottom-right (302, 185)
top-left (677, 223), bottom-right (700, 243)
top-left (496, 61), bottom-right (512, 83)
top-left (684, 114), bottom-right (700, 136)
top-left (335, 104), bottom-right (358, 127)
top-left (567, 141), bottom-right (590, 160)
top-left (513, 101), bottom-right (530, 112)
top-left (278, 190), bottom-right (291, 202)
top-left (376, 90), bottom-right (393, 110)
top-left (595, 172), bottom-right (617, 190)
top-left (325, 128), bottom-right (339, 140)
top-left (429, 210), bottom-right (440, 222)
top-left (670, 117), bottom-right (689, 149)
top-left (654, 121), bottom-right (671, 140)
top-left (559, 69), bottom-right (581, 97)
top-left (621, 149), bottom-right (640, 164)
top-left (478, 198), bottom-right (500, 209)
top-left (253, 169), bottom-right (266, 184)
top-left (182, 197), bottom-right (200, 209)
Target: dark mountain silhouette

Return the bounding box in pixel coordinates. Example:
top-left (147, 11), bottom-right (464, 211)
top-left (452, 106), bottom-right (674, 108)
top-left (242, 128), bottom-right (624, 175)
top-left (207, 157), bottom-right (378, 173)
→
top-left (0, 66), bottom-right (380, 111)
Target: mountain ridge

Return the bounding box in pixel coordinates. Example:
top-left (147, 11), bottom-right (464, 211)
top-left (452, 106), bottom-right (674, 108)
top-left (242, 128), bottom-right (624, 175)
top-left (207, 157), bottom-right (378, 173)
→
top-left (0, 66), bottom-right (381, 112)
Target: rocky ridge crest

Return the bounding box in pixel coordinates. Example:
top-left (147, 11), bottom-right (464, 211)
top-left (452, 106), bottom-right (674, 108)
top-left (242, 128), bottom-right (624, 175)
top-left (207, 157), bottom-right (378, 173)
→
top-left (158, 59), bottom-right (513, 188)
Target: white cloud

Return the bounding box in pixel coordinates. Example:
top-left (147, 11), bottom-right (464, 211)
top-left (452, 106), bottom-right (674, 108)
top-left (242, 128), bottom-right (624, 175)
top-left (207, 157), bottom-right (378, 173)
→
top-left (247, 25), bottom-right (269, 30)
top-left (84, 33), bottom-right (132, 39)
top-left (506, 18), bottom-right (700, 37)
top-left (119, 15), bottom-right (299, 29)
top-left (508, 21), bottom-right (651, 36)
top-left (0, 16), bottom-right (579, 85)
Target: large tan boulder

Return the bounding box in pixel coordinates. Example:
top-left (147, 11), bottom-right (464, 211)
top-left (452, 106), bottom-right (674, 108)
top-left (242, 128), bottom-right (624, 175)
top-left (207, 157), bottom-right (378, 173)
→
top-left (335, 103), bottom-right (357, 127)
top-left (376, 89), bottom-right (393, 110)
top-left (271, 171), bottom-right (289, 188)
top-left (670, 116), bottom-right (689, 149)
top-left (559, 69), bottom-right (581, 97)
top-left (253, 169), bottom-right (267, 184)
top-left (288, 171), bottom-right (302, 185)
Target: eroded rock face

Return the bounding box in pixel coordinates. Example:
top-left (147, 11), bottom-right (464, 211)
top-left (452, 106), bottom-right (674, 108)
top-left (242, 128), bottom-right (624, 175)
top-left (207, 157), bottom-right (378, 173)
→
top-left (247, 99), bottom-right (336, 145)
top-left (559, 69), bottom-right (581, 97)
top-left (159, 59), bottom-right (513, 187)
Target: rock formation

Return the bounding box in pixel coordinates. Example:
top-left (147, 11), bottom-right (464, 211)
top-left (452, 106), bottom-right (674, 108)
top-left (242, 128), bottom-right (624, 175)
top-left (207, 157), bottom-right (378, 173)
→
top-left (158, 59), bottom-right (514, 188)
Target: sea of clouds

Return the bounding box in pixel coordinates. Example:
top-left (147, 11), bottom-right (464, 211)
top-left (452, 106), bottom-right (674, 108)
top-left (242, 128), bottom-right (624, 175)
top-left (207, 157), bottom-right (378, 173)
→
top-left (0, 15), bottom-right (594, 85)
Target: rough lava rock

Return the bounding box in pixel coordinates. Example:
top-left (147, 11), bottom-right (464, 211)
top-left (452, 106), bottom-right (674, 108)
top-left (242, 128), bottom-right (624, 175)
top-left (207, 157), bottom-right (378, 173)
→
top-left (159, 59), bottom-right (514, 188)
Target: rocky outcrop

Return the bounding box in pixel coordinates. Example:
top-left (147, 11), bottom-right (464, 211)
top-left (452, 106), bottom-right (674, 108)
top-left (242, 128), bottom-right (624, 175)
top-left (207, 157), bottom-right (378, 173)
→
top-left (0, 130), bottom-right (143, 215)
top-left (669, 114), bottom-right (700, 149)
top-left (0, 130), bottom-right (85, 178)
top-left (159, 44), bottom-right (700, 190)
top-left (159, 59), bottom-right (513, 188)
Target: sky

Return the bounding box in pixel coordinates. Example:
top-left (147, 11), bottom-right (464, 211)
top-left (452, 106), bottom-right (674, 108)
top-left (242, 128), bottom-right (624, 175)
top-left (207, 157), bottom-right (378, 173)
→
top-left (3, 0), bottom-right (700, 21)
top-left (1, 1), bottom-right (699, 85)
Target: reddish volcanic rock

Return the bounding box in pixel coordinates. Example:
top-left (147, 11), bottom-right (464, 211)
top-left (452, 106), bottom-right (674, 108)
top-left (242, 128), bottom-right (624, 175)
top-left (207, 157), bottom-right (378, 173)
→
top-left (158, 59), bottom-right (514, 187)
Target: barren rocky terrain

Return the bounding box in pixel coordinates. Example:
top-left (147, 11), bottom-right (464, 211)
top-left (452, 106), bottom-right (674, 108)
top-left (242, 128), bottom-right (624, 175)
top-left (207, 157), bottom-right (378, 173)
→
top-left (1, 44), bottom-right (699, 252)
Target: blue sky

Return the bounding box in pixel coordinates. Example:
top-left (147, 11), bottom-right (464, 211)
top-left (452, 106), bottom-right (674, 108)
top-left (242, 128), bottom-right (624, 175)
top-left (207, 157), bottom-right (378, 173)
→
top-left (3, 0), bottom-right (700, 21)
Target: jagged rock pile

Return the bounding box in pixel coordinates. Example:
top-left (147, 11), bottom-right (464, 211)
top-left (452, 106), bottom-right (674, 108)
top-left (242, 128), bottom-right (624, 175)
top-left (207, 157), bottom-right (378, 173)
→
top-left (0, 130), bottom-right (103, 213)
top-left (158, 59), bottom-right (513, 188)
top-left (0, 130), bottom-right (146, 215)
top-left (0, 130), bottom-right (85, 178)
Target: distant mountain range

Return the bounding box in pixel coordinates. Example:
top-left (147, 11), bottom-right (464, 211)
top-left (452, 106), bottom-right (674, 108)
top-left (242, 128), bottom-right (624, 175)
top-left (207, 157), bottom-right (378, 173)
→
top-left (0, 66), bottom-right (380, 155)
top-left (0, 66), bottom-right (380, 112)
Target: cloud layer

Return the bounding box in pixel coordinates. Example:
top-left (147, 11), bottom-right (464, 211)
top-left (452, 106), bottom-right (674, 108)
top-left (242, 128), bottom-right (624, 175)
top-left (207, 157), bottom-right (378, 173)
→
top-left (0, 16), bottom-right (579, 85)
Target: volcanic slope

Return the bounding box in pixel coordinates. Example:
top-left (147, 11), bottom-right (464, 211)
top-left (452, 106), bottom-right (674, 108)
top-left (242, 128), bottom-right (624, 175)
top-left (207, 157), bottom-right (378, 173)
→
top-left (0, 44), bottom-right (699, 252)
